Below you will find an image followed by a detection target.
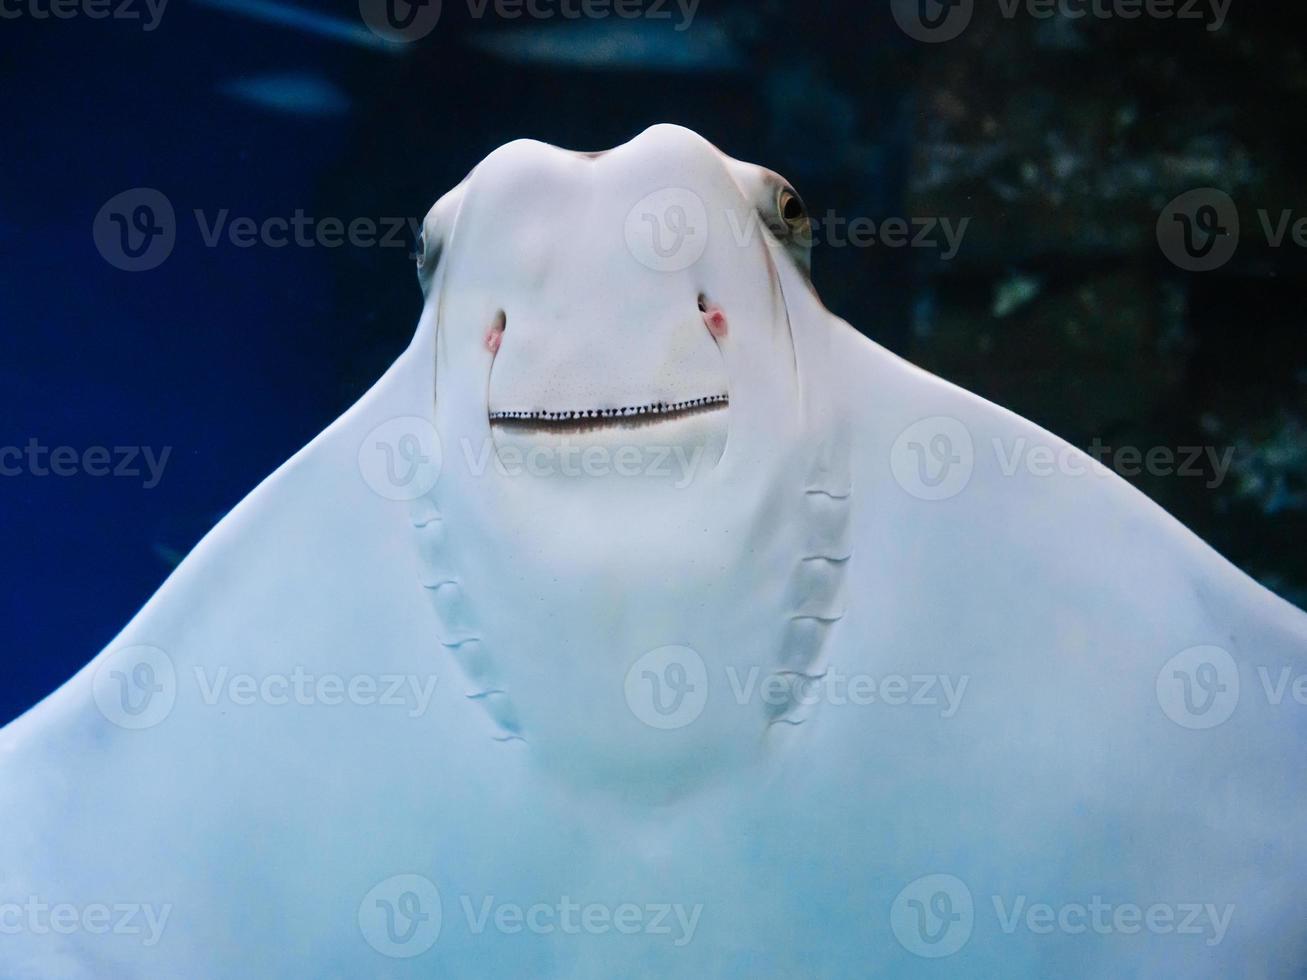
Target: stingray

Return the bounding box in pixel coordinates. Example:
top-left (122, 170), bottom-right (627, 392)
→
top-left (2, 125), bottom-right (1305, 979)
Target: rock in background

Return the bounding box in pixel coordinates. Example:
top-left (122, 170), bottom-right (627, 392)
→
top-left (903, 2), bottom-right (1307, 605)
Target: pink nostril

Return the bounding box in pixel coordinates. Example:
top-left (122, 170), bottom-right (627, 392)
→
top-left (486, 311), bottom-right (506, 354)
top-left (703, 306), bottom-right (728, 339)
top-left (699, 294), bottom-right (727, 338)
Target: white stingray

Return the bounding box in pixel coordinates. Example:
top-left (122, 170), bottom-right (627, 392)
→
top-left (2, 125), bottom-right (1305, 979)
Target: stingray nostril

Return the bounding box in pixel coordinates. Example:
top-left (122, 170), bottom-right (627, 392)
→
top-left (486, 310), bottom-right (507, 355)
top-left (699, 294), bottom-right (727, 339)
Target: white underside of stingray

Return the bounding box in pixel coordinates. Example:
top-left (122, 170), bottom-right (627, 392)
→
top-left (3, 125), bottom-right (1305, 979)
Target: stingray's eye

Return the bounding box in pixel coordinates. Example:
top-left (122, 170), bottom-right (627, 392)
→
top-left (778, 188), bottom-right (808, 234)
top-left (415, 230), bottom-right (426, 268)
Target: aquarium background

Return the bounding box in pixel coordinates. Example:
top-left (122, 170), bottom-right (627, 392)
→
top-left (2, 0), bottom-right (1305, 726)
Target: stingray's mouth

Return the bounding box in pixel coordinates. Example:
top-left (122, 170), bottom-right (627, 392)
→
top-left (489, 394), bottom-right (728, 433)
top-left (483, 294), bottom-right (731, 453)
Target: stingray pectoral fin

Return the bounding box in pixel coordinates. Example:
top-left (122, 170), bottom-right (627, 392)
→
top-left (798, 301), bottom-right (1307, 977)
top-left (0, 329), bottom-right (513, 972)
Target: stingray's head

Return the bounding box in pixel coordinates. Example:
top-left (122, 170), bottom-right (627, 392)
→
top-left (408, 129), bottom-right (838, 788)
top-left (416, 124), bottom-right (816, 480)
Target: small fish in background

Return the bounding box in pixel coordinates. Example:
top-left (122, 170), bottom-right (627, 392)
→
top-left (992, 271), bottom-right (1043, 318)
top-left (151, 542), bottom-right (187, 569)
top-left (466, 18), bottom-right (743, 73)
top-left (153, 510), bottom-right (230, 569)
top-left (218, 72), bottom-right (352, 118)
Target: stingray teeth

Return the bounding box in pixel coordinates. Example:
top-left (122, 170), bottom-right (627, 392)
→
top-left (490, 394), bottom-right (729, 424)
